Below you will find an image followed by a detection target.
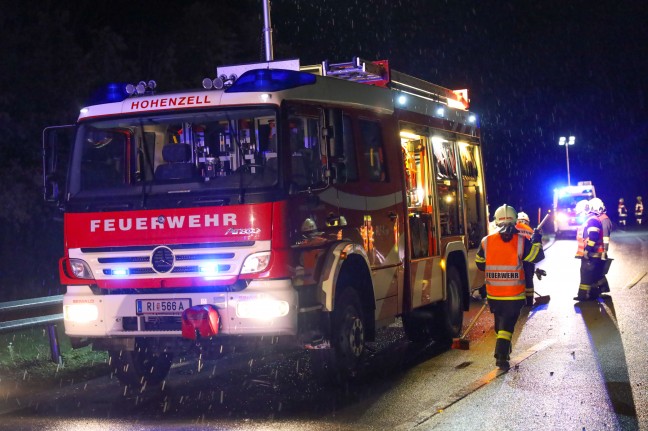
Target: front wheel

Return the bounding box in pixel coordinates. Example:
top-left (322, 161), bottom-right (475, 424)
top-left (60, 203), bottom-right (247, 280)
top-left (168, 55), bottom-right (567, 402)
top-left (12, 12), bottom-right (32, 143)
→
top-left (109, 339), bottom-right (173, 388)
top-left (309, 288), bottom-right (366, 385)
top-left (332, 288), bottom-right (366, 378)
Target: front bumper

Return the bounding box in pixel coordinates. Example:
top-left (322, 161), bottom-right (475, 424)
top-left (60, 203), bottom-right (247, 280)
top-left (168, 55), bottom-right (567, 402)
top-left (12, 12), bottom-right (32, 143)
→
top-left (63, 279), bottom-right (298, 338)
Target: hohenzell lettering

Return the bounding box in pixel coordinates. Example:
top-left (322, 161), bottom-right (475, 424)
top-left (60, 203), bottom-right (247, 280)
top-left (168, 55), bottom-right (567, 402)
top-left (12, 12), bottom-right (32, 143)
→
top-left (89, 214), bottom-right (237, 233)
top-left (485, 271), bottom-right (519, 280)
top-left (129, 95), bottom-right (212, 111)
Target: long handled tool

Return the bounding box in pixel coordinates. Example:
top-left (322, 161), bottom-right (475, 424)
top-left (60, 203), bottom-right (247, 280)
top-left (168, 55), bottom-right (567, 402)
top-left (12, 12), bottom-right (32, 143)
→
top-left (452, 300), bottom-right (488, 350)
top-left (530, 213), bottom-right (552, 306)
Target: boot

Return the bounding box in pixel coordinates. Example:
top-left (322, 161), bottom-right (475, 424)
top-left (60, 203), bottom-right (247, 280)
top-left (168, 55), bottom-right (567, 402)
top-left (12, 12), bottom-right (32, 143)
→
top-left (495, 338), bottom-right (511, 369)
top-left (495, 354), bottom-right (510, 370)
top-left (525, 296), bottom-right (534, 307)
top-left (573, 290), bottom-right (589, 301)
top-left (589, 286), bottom-right (600, 300)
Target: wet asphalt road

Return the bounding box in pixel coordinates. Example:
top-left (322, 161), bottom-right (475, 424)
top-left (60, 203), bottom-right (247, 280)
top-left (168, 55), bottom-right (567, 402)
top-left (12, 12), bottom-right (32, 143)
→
top-left (1, 228), bottom-right (647, 430)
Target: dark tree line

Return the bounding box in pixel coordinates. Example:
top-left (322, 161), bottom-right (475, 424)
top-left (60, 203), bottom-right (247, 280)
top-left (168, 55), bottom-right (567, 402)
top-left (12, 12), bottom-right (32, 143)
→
top-left (0, 1), bottom-right (270, 300)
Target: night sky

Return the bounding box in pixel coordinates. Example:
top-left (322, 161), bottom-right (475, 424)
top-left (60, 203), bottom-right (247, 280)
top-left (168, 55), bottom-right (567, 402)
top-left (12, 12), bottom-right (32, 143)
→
top-left (3, 0), bottom-right (648, 218)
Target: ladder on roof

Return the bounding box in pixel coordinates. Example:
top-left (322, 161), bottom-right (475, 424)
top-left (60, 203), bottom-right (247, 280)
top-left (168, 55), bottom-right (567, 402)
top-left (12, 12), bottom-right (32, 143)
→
top-left (315, 57), bottom-right (468, 109)
top-left (320, 57), bottom-right (390, 86)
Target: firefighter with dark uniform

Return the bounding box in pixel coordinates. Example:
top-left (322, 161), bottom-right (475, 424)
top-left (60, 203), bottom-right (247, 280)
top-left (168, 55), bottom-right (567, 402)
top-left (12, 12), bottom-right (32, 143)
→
top-left (636, 196), bottom-right (644, 225)
top-left (515, 212), bottom-right (538, 306)
top-left (475, 204), bottom-right (545, 370)
top-left (591, 198), bottom-right (612, 295)
top-left (574, 199), bottom-right (605, 300)
top-left (618, 198), bottom-right (628, 226)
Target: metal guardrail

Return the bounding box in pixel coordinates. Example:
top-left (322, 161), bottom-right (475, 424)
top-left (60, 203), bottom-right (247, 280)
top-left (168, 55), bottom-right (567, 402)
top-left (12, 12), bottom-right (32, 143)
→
top-left (0, 295), bottom-right (64, 332)
top-left (0, 295), bottom-right (64, 363)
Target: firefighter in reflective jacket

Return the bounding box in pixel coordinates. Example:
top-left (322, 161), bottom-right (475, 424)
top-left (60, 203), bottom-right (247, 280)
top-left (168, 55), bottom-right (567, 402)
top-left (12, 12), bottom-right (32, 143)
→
top-left (592, 198), bottom-right (612, 295)
top-left (476, 205), bottom-right (545, 370)
top-left (574, 199), bottom-right (605, 300)
top-left (515, 212), bottom-right (537, 306)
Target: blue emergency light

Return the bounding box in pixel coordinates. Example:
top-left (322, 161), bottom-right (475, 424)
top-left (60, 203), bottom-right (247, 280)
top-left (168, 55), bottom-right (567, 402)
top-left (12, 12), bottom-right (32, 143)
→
top-left (85, 82), bottom-right (130, 105)
top-left (226, 69), bottom-right (316, 93)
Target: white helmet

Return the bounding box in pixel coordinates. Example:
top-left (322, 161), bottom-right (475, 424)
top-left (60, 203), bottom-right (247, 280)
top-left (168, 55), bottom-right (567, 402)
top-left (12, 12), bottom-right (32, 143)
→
top-left (589, 198), bottom-right (605, 215)
top-left (517, 212), bottom-right (530, 224)
top-left (494, 204), bottom-right (517, 227)
top-left (575, 199), bottom-right (590, 215)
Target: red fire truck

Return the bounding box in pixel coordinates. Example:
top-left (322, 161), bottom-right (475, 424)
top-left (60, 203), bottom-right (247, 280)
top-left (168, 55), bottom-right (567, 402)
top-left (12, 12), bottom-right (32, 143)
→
top-left (43, 57), bottom-right (488, 386)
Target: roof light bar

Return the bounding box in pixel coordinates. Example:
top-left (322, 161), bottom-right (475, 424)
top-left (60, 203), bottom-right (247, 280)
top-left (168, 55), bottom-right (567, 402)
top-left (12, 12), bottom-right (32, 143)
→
top-left (226, 69), bottom-right (316, 93)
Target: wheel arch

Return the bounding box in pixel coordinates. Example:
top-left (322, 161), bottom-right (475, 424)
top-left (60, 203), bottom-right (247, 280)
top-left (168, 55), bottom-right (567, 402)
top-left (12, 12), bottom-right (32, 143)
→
top-left (319, 242), bottom-right (376, 340)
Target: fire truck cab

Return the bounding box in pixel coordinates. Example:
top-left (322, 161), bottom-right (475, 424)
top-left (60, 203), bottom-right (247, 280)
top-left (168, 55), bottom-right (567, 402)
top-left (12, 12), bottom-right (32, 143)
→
top-left (43, 57), bottom-right (488, 386)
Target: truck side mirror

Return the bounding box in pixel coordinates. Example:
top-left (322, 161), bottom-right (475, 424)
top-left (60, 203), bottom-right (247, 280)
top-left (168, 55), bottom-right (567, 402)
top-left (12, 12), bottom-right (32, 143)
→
top-left (43, 125), bottom-right (75, 205)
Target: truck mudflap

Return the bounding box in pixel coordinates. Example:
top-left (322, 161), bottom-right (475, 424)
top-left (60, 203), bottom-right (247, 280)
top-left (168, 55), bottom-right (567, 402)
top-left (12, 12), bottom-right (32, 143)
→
top-left (181, 304), bottom-right (220, 340)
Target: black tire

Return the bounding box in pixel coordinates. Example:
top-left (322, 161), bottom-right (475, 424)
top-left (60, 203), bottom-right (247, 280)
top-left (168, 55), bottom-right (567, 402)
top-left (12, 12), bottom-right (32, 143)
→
top-left (109, 339), bottom-right (172, 387)
top-left (432, 266), bottom-right (464, 343)
top-left (402, 305), bottom-right (436, 343)
top-left (331, 288), bottom-right (366, 379)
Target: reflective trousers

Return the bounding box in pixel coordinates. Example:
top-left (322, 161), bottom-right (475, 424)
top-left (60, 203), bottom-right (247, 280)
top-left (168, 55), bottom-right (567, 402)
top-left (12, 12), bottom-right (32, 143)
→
top-left (578, 257), bottom-right (603, 299)
top-left (489, 298), bottom-right (525, 359)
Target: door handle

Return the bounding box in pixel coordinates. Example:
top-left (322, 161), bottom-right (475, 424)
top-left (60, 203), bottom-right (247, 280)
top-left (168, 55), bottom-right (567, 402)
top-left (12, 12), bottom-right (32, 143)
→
top-left (388, 211), bottom-right (398, 222)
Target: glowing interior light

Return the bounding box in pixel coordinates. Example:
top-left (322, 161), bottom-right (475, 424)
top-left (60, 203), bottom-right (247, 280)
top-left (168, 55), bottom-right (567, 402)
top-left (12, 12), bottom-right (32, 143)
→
top-left (397, 95), bottom-right (407, 105)
top-left (416, 188), bottom-right (425, 205)
top-left (436, 107), bottom-right (445, 116)
top-left (445, 195), bottom-right (454, 203)
top-left (400, 131), bottom-right (420, 140)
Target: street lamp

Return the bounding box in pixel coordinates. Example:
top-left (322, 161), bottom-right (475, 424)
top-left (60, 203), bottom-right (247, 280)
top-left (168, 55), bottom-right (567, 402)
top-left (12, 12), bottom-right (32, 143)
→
top-left (558, 136), bottom-right (575, 186)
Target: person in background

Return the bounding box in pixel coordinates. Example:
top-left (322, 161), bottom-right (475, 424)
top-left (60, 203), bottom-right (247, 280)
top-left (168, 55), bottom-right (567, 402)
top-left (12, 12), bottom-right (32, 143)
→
top-left (574, 199), bottom-right (605, 301)
top-left (591, 198), bottom-right (612, 296)
top-left (618, 198), bottom-right (628, 226)
top-left (515, 212), bottom-right (541, 306)
top-left (636, 196), bottom-right (644, 225)
top-left (475, 204), bottom-right (544, 370)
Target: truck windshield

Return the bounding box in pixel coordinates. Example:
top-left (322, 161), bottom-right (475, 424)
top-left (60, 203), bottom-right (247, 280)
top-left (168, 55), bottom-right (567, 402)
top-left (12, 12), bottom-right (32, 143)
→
top-left (68, 108), bottom-right (279, 199)
top-left (556, 194), bottom-right (592, 210)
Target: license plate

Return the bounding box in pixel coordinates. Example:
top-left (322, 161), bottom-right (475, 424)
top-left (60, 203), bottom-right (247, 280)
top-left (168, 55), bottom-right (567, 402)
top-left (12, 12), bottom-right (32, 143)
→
top-left (136, 298), bottom-right (191, 315)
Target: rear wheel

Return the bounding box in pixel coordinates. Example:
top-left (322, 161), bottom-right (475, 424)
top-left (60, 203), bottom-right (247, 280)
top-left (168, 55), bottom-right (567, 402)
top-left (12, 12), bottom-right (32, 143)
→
top-left (109, 339), bottom-right (172, 388)
top-left (432, 266), bottom-right (464, 343)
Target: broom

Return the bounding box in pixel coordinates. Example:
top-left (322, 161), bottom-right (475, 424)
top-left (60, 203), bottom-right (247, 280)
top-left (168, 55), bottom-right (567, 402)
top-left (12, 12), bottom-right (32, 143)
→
top-left (451, 299), bottom-right (488, 350)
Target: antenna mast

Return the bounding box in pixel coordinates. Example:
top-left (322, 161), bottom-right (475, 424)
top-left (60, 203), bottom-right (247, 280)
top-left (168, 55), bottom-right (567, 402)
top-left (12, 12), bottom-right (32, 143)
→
top-left (262, 0), bottom-right (274, 61)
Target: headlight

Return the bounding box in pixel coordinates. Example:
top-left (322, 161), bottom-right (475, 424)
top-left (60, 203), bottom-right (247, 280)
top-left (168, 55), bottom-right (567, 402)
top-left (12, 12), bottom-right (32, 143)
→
top-left (64, 303), bottom-right (99, 323)
top-left (240, 252), bottom-right (270, 274)
top-left (68, 259), bottom-right (94, 280)
top-left (236, 297), bottom-right (290, 319)
top-left (555, 212), bottom-right (568, 222)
